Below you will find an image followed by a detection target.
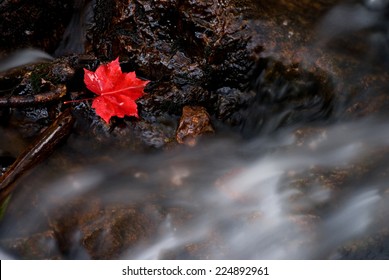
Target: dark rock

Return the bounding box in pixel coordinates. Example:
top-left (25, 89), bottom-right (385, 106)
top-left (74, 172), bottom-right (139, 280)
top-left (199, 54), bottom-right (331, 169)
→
top-left (0, 58), bottom-right (77, 140)
top-left (0, 0), bottom-right (361, 147)
top-left (214, 59), bottom-right (335, 137)
top-left (0, 0), bottom-right (74, 54)
top-left (89, 0), bottom-right (254, 114)
top-left (133, 118), bottom-right (176, 149)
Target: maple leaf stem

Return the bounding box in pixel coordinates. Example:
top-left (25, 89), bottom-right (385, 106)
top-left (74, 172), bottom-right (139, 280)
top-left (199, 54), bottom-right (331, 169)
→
top-left (64, 97), bottom-right (94, 104)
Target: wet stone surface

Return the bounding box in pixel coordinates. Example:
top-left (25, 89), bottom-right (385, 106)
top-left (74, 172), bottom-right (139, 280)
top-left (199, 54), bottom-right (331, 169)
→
top-left (0, 0), bottom-right (74, 54)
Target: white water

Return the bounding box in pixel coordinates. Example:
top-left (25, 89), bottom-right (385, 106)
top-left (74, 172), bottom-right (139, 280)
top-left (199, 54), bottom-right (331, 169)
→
top-left (118, 119), bottom-right (389, 259)
top-left (2, 117), bottom-right (388, 259)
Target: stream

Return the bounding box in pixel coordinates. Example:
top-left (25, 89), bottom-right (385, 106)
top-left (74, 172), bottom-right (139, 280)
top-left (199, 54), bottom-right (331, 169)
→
top-left (0, 0), bottom-right (389, 259)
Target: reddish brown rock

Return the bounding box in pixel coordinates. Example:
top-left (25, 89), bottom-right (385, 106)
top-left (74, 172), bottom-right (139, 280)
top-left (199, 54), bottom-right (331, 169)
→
top-left (176, 106), bottom-right (214, 146)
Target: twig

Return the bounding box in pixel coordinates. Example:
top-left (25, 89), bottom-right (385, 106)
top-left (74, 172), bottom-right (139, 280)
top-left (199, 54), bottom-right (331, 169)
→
top-left (0, 108), bottom-right (75, 204)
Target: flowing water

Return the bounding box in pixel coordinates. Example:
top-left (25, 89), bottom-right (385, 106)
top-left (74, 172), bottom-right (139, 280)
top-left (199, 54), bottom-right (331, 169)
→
top-left (2, 115), bottom-right (389, 259)
top-left (1, 0), bottom-right (389, 259)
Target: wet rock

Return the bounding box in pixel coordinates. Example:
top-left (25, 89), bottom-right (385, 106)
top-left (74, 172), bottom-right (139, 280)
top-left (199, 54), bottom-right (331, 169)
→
top-left (214, 87), bottom-right (249, 122)
top-left (133, 118), bottom-right (177, 149)
top-left (138, 82), bottom-right (213, 119)
top-left (0, 0), bottom-right (364, 147)
top-left (0, 58), bottom-right (78, 140)
top-left (84, 0), bottom-right (361, 140)
top-left (335, 229), bottom-right (389, 259)
top-left (49, 199), bottom-right (160, 259)
top-left (176, 106), bottom-right (214, 146)
top-left (0, 57), bottom-right (78, 99)
top-left (0, 230), bottom-right (61, 259)
top-left (91, 0), bottom-right (253, 81)
top-left (88, 0), bottom-right (254, 120)
top-left (82, 207), bottom-right (160, 259)
top-left (215, 59), bottom-right (335, 138)
top-left (0, 193), bottom-right (162, 259)
top-left (249, 0), bottom-right (389, 118)
top-left (0, 0), bottom-right (74, 54)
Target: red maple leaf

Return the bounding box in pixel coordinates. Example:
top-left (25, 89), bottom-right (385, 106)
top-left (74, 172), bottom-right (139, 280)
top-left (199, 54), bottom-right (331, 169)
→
top-left (83, 57), bottom-right (149, 123)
